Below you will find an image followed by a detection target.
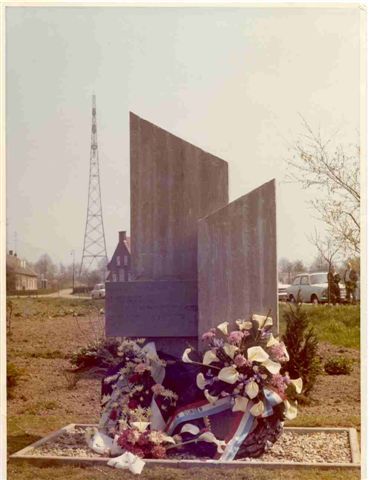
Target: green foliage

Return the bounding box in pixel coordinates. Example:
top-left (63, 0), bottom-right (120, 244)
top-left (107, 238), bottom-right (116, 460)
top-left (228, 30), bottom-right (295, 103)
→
top-left (70, 337), bottom-right (121, 370)
top-left (324, 356), bottom-right (353, 375)
top-left (282, 303), bottom-right (322, 397)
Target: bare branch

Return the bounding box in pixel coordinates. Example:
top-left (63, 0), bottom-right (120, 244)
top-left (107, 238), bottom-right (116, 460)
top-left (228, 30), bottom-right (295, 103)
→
top-left (287, 116), bottom-right (360, 255)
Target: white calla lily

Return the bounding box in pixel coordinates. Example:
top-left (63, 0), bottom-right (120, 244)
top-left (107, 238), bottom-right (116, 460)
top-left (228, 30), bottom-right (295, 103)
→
top-left (204, 389), bottom-right (219, 404)
top-left (203, 350), bottom-right (218, 365)
top-left (218, 366), bottom-right (239, 384)
top-left (236, 319), bottom-right (253, 331)
top-left (232, 396), bottom-right (249, 412)
top-left (290, 377), bottom-right (303, 394)
top-left (284, 400), bottom-right (298, 420)
top-left (250, 400), bottom-right (265, 417)
top-left (182, 348), bottom-right (194, 363)
top-left (247, 346), bottom-right (269, 363)
top-left (223, 343), bottom-right (239, 359)
top-left (266, 334), bottom-right (280, 348)
top-left (180, 423), bottom-right (200, 436)
top-left (161, 434), bottom-right (176, 444)
top-left (261, 358), bottom-right (281, 374)
top-left (217, 321), bottom-right (229, 335)
top-left (252, 314), bottom-right (273, 328)
top-left (198, 432), bottom-right (227, 453)
top-left (245, 380), bottom-right (259, 399)
top-left (282, 344), bottom-right (290, 361)
top-left (196, 373), bottom-right (207, 390)
top-left (131, 422), bottom-right (150, 433)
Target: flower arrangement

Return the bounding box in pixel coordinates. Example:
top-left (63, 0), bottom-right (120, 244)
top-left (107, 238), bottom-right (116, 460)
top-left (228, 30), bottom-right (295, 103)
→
top-left (182, 313), bottom-right (302, 420)
top-left (117, 423), bottom-right (175, 459)
top-left (90, 314), bottom-right (302, 473)
top-left (99, 339), bottom-right (178, 437)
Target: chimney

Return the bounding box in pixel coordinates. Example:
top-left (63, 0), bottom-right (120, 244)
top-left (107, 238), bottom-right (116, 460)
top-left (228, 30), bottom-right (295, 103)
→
top-left (119, 231), bottom-right (127, 243)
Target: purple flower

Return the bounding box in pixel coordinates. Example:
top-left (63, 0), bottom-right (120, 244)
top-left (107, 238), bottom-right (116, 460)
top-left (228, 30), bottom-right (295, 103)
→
top-left (228, 331), bottom-right (244, 345)
top-left (213, 338), bottom-right (224, 348)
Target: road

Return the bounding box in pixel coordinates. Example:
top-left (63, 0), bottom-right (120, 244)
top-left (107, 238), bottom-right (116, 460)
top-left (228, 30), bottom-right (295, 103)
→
top-left (8, 289), bottom-right (90, 300)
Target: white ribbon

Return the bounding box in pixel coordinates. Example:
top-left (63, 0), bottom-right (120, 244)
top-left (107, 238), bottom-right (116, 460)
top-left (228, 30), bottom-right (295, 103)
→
top-left (86, 428), bottom-right (123, 457)
top-left (107, 451), bottom-right (146, 474)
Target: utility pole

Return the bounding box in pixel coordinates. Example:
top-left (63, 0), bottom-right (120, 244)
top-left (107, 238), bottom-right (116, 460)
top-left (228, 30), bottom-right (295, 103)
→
top-left (71, 250), bottom-right (75, 292)
top-left (79, 94), bottom-right (108, 277)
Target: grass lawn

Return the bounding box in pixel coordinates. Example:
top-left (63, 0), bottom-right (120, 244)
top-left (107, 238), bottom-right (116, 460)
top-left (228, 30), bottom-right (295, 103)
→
top-left (7, 298), bottom-right (361, 480)
top-left (279, 303), bottom-right (360, 350)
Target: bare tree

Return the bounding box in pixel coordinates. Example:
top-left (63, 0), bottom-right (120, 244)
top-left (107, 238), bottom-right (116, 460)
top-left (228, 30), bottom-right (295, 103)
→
top-left (309, 230), bottom-right (340, 270)
top-left (287, 116), bottom-right (360, 255)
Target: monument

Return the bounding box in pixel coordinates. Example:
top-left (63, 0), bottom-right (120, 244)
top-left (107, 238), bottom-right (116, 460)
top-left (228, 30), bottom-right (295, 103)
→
top-left (106, 113), bottom-right (278, 355)
top-left (106, 113), bottom-right (229, 354)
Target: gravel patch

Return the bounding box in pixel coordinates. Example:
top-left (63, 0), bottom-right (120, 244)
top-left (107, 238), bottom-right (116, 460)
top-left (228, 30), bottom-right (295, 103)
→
top-left (241, 431), bottom-right (352, 464)
top-left (26, 426), bottom-right (353, 464)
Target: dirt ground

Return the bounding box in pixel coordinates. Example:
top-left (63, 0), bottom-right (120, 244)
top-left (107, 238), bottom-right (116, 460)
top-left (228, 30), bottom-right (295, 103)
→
top-left (6, 298), bottom-right (361, 478)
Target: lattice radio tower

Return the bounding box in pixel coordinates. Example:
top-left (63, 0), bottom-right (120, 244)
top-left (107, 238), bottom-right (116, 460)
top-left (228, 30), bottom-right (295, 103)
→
top-left (80, 94), bottom-right (108, 276)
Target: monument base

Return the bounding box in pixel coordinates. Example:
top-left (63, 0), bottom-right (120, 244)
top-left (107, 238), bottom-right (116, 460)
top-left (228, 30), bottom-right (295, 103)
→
top-left (105, 280), bottom-right (198, 356)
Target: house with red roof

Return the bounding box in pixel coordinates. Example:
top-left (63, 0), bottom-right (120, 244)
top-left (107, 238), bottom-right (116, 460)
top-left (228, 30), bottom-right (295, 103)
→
top-left (106, 231), bottom-right (131, 282)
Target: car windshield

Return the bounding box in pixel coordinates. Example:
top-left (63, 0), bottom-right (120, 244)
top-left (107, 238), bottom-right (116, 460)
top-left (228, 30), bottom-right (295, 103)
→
top-left (95, 284), bottom-right (104, 289)
top-left (310, 274), bottom-right (327, 285)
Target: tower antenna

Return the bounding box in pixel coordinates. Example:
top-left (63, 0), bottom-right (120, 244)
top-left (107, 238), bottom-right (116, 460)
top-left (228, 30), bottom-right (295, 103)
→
top-left (79, 94), bottom-right (108, 277)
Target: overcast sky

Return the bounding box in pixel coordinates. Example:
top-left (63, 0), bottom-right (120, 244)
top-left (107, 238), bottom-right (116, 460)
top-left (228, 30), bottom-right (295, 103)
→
top-left (6, 5), bottom-right (361, 267)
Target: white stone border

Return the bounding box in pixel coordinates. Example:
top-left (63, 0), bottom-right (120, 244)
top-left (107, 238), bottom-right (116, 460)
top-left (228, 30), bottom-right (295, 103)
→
top-left (10, 424), bottom-right (361, 469)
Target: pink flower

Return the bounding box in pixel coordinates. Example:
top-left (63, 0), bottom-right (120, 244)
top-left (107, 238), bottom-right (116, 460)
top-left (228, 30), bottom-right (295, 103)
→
top-left (269, 343), bottom-right (288, 362)
top-left (234, 354), bottom-right (247, 367)
top-left (228, 331), bottom-right (244, 345)
top-left (202, 329), bottom-right (216, 341)
top-left (135, 363), bottom-right (149, 374)
top-left (151, 383), bottom-right (165, 395)
top-left (151, 445), bottom-right (167, 459)
top-left (268, 374), bottom-right (287, 397)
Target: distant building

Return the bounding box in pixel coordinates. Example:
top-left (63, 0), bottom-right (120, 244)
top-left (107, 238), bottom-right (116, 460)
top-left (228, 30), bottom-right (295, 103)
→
top-left (6, 251), bottom-right (38, 291)
top-left (107, 231), bottom-right (131, 282)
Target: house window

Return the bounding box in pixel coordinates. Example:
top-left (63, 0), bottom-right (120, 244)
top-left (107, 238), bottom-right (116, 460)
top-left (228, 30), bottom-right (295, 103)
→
top-left (119, 269), bottom-right (125, 281)
top-left (124, 255), bottom-right (128, 266)
top-left (116, 256), bottom-right (121, 266)
top-left (112, 273), bottom-right (117, 282)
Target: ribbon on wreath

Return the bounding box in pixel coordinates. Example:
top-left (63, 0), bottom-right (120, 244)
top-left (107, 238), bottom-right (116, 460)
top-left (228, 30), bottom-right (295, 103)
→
top-left (165, 396), bottom-right (233, 435)
top-left (164, 387), bottom-right (284, 461)
top-left (219, 388), bottom-right (284, 461)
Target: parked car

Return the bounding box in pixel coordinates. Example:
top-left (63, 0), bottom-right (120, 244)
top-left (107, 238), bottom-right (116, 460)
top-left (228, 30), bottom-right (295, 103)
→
top-left (278, 282), bottom-right (290, 302)
top-left (91, 283), bottom-right (105, 299)
top-left (286, 272), bottom-right (346, 304)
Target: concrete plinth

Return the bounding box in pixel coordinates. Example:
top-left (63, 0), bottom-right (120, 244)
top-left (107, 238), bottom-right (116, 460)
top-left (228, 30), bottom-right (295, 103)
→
top-left (106, 281), bottom-right (198, 356)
